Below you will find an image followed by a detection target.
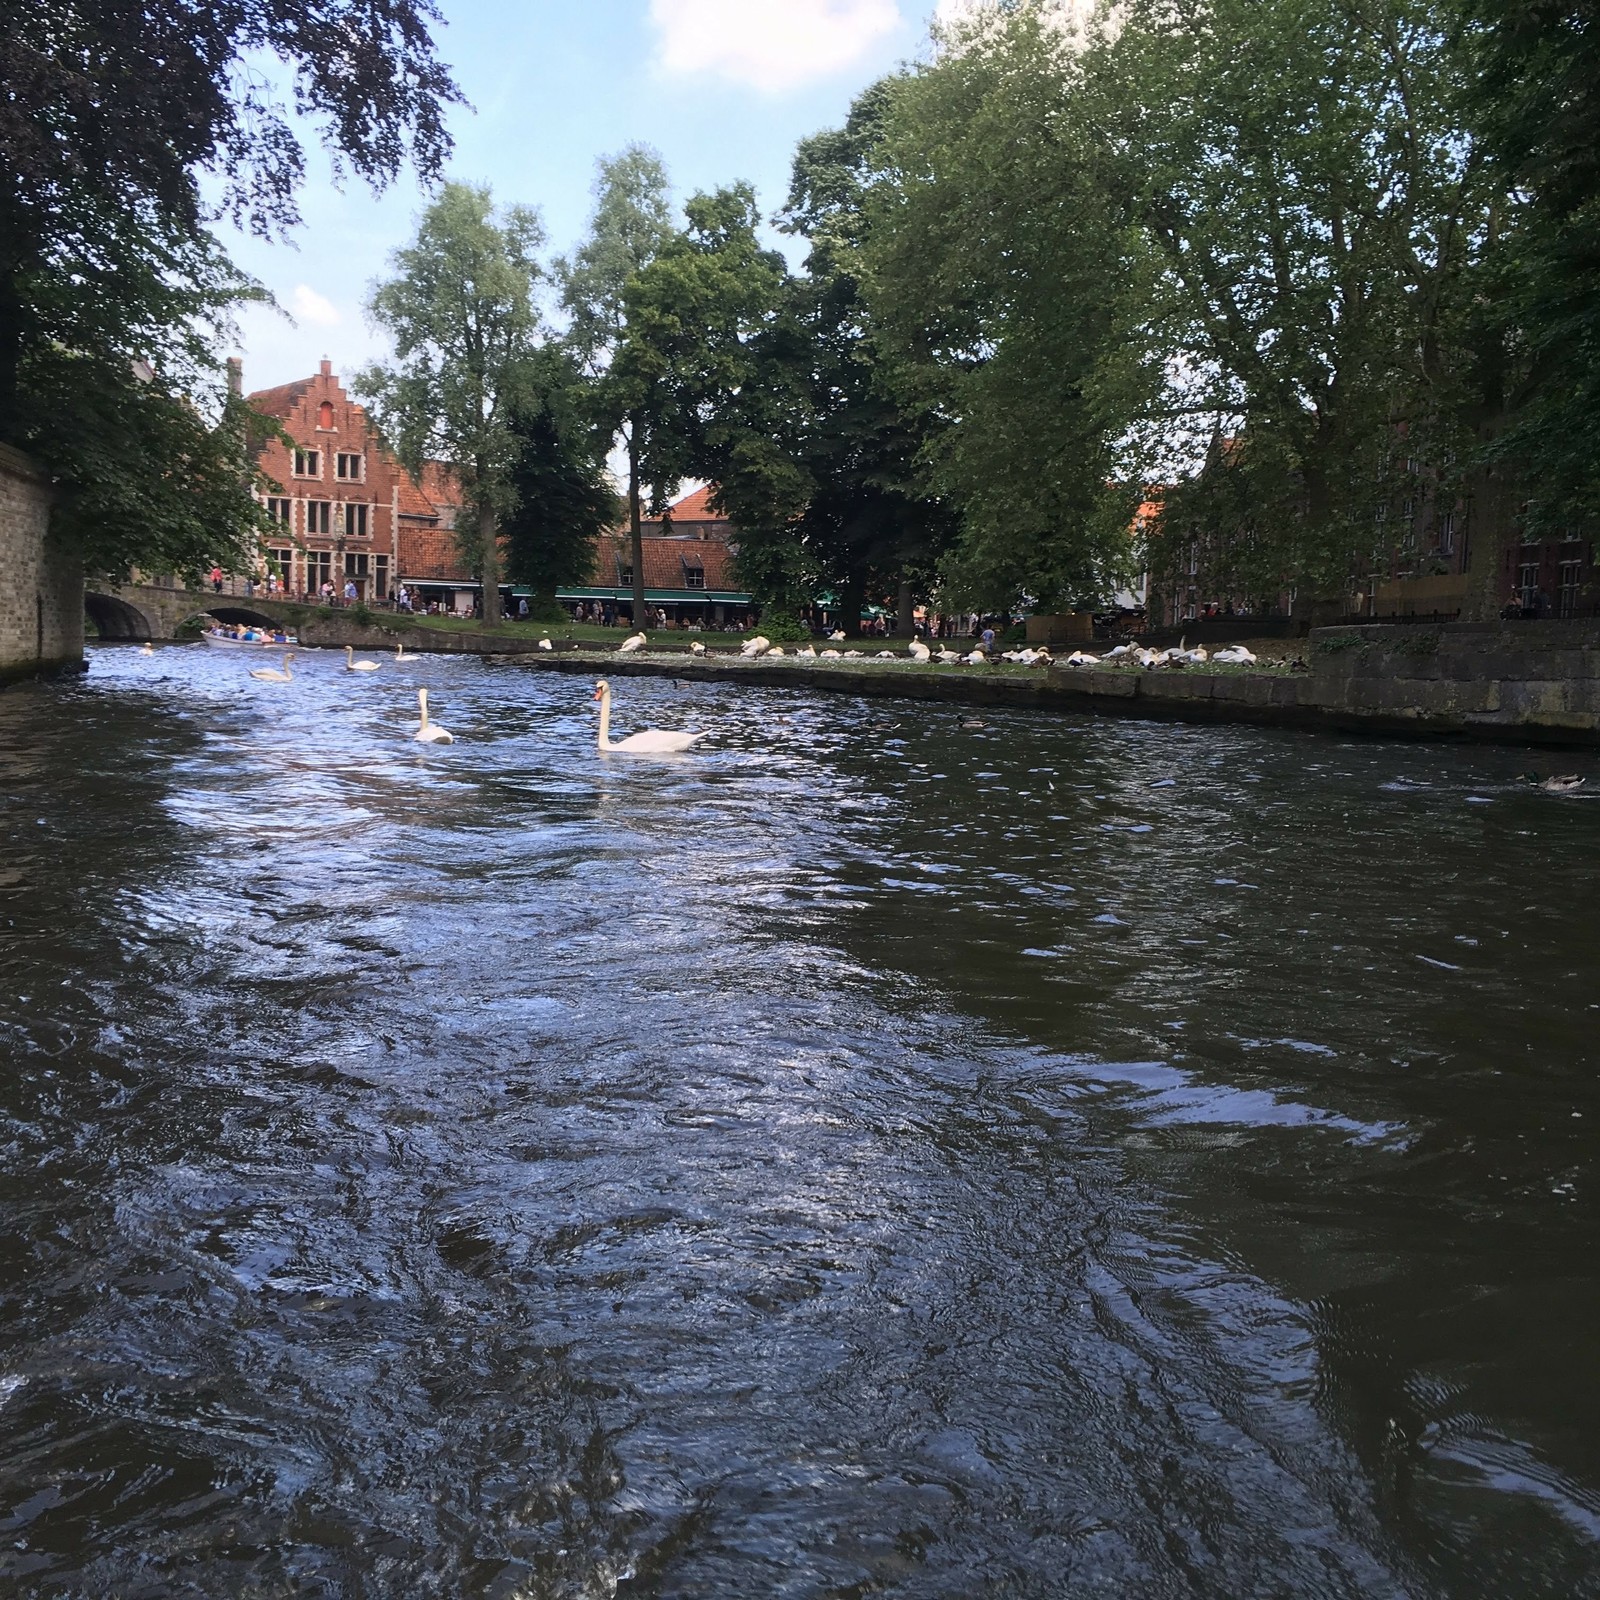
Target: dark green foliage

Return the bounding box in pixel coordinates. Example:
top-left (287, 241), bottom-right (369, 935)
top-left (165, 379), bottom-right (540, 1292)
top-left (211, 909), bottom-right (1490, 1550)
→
top-left (0, 0), bottom-right (459, 571)
top-left (504, 351), bottom-right (619, 613)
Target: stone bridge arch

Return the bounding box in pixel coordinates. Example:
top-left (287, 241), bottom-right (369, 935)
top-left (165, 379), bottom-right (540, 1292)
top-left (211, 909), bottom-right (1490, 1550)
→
top-left (196, 604), bottom-right (282, 630)
top-left (84, 590), bottom-right (157, 641)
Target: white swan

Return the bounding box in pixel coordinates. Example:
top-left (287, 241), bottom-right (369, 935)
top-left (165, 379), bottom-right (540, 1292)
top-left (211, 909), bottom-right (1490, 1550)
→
top-left (909, 639), bottom-right (931, 661)
top-left (797, 643), bottom-right (816, 659)
top-left (394, 642), bottom-right (419, 662)
top-left (414, 687), bottom-right (453, 743)
top-left (828, 629), bottom-right (846, 641)
top-left (690, 640), bottom-right (707, 655)
top-left (249, 652), bottom-right (295, 682)
top-left (619, 631), bottom-right (647, 653)
top-left (935, 646), bottom-right (964, 663)
top-left (739, 636), bottom-right (771, 657)
top-left (593, 679), bottom-right (704, 755)
top-left (820, 648), bottom-right (842, 659)
top-left (964, 648), bottom-right (987, 665)
top-left (538, 636), bottom-right (553, 651)
top-left (345, 645), bottom-right (380, 673)
top-left (139, 642), bottom-right (154, 656)
top-left (766, 646), bottom-right (785, 657)
top-left (1065, 650), bottom-right (1100, 667)
top-left (1213, 645), bottom-right (1256, 665)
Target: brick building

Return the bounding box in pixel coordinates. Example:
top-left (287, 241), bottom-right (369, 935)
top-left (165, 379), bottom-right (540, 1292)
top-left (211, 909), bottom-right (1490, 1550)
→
top-left (247, 359), bottom-right (446, 604)
top-left (558, 485), bottom-right (754, 626)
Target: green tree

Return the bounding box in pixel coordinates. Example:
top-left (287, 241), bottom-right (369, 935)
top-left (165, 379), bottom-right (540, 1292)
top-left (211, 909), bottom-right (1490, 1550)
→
top-left (777, 81), bottom-right (960, 635)
top-left (863, 10), bottom-right (1152, 613)
top-left (559, 147), bottom-right (676, 626)
top-left (359, 183), bottom-right (545, 619)
top-left (502, 348), bottom-right (619, 615)
top-left (1, 0), bottom-right (460, 573)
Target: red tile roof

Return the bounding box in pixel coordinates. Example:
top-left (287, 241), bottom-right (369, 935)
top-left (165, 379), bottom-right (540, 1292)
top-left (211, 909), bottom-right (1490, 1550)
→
top-left (589, 532), bottom-right (740, 591)
top-left (658, 483), bottom-right (720, 522)
top-left (246, 379), bottom-right (315, 419)
top-left (419, 461), bottom-right (460, 510)
top-left (397, 474), bottom-right (438, 520)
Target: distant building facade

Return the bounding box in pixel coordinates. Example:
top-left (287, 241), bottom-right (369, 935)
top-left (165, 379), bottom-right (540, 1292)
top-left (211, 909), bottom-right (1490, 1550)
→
top-left (558, 484), bottom-right (754, 626)
top-left (247, 359), bottom-right (438, 603)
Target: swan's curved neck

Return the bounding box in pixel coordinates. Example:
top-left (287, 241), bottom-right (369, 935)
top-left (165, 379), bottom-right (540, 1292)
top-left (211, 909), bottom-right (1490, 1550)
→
top-left (418, 690), bottom-right (430, 731)
top-left (597, 688), bottom-right (612, 750)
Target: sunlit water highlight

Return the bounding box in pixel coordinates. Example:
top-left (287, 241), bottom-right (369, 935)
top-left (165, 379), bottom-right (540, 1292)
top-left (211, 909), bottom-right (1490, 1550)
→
top-left (1, 643), bottom-right (1598, 1596)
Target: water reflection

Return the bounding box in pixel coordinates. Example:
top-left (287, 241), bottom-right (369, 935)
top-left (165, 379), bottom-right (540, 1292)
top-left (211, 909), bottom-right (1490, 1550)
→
top-left (0, 645), bottom-right (1595, 1595)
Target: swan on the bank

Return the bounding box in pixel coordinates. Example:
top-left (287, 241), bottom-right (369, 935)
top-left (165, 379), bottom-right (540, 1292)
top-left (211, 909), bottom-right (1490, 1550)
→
top-left (767, 645), bottom-right (786, 657)
top-left (1065, 650), bottom-right (1100, 667)
top-left (414, 687), bottom-right (453, 743)
top-left (249, 652), bottom-right (295, 682)
top-left (820, 648), bottom-right (842, 659)
top-left (345, 646), bottom-right (380, 673)
top-left (935, 646), bottom-right (964, 663)
top-left (593, 679), bottom-right (704, 755)
top-left (619, 631), bottom-right (647, 653)
top-left (394, 642), bottom-right (419, 662)
top-left (689, 640), bottom-right (707, 655)
top-left (828, 629), bottom-right (847, 641)
top-left (797, 643), bottom-right (817, 659)
top-left (1213, 645), bottom-right (1256, 665)
top-left (538, 636), bottom-right (553, 651)
top-left (909, 639), bottom-right (931, 662)
top-left (740, 636), bottom-right (771, 657)
top-left (1535, 773), bottom-right (1586, 793)
top-left (964, 648), bottom-right (988, 665)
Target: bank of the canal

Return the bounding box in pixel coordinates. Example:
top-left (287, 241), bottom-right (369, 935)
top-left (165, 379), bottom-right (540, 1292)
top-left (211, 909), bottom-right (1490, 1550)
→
top-left (284, 612), bottom-right (1600, 748)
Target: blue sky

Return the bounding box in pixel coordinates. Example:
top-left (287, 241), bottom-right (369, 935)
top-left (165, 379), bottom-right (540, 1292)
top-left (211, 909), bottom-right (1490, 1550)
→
top-left (224, 0), bottom-right (956, 393)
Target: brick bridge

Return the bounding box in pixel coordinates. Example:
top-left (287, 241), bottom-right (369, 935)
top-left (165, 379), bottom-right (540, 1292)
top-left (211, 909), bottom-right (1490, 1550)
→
top-left (84, 582), bottom-right (303, 641)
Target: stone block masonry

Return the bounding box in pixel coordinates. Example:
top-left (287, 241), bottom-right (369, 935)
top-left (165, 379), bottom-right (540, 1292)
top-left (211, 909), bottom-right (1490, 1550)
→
top-left (0, 444), bottom-right (83, 685)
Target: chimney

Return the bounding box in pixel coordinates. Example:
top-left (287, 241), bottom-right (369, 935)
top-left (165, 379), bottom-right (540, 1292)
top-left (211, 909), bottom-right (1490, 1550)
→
top-left (320, 357), bottom-right (332, 378)
top-left (226, 356), bottom-right (243, 398)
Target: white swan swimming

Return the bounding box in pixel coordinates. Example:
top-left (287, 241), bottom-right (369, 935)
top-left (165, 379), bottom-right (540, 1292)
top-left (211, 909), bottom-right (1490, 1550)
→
top-left (345, 645), bottom-right (380, 672)
top-left (414, 687), bottom-right (453, 743)
top-left (249, 652), bottom-right (295, 682)
top-left (394, 642), bottom-right (419, 662)
top-left (139, 642), bottom-right (154, 656)
top-left (619, 631), bottom-right (647, 653)
top-left (593, 679), bottom-right (704, 755)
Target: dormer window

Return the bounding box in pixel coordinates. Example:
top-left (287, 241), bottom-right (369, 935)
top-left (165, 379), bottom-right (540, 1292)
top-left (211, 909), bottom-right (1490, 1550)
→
top-left (293, 448), bottom-right (320, 477)
top-left (318, 401), bottom-right (335, 429)
top-left (683, 561), bottom-right (705, 590)
top-left (336, 452), bottom-right (363, 481)
top-left (618, 564), bottom-right (633, 587)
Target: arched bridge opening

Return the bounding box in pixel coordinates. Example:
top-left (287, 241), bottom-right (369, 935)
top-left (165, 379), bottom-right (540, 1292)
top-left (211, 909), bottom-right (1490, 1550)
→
top-left (194, 605), bottom-right (282, 630)
top-left (85, 591), bottom-right (155, 641)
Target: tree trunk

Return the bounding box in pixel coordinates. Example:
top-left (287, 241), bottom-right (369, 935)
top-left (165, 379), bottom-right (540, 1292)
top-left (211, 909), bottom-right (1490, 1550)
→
top-left (840, 572), bottom-right (865, 642)
top-left (894, 575), bottom-right (915, 638)
top-left (627, 423), bottom-right (646, 630)
top-left (479, 502), bottom-right (500, 624)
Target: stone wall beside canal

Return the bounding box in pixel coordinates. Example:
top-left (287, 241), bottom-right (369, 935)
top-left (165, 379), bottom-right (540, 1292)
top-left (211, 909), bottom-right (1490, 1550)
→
top-left (0, 444), bottom-right (82, 684)
top-left (258, 612), bottom-right (1600, 749)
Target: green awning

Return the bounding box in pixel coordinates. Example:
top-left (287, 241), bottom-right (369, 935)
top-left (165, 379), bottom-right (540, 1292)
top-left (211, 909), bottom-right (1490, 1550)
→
top-left (555, 587), bottom-right (753, 604)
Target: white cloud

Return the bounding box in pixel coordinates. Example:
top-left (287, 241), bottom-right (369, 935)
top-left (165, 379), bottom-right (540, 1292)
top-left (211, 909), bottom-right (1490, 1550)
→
top-left (650, 0), bottom-right (902, 92)
top-left (289, 284), bottom-right (341, 328)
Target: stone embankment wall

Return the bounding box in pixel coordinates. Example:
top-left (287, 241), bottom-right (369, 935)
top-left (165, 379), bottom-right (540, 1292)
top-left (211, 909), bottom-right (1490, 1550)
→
top-left (0, 445), bottom-right (82, 685)
top-left (293, 614), bottom-right (1600, 748)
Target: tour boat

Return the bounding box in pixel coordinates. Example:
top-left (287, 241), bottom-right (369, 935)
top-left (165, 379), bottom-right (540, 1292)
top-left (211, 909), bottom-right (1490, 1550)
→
top-left (203, 626), bottom-right (298, 648)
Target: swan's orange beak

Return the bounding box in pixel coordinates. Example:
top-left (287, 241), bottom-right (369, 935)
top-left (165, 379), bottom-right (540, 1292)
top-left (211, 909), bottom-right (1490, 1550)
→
top-left (592, 686), bottom-right (603, 701)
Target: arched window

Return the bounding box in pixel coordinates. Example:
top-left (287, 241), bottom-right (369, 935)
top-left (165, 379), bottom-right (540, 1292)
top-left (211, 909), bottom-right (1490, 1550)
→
top-left (318, 401), bottom-right (334, 429)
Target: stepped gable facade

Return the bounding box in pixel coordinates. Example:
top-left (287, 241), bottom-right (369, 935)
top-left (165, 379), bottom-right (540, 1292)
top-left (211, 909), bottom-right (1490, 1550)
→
top-left (248, 359), bottom-right (441, 603)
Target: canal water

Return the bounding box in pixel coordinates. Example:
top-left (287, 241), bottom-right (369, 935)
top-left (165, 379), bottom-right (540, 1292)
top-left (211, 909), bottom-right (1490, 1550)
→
top-left (1, 645), bottom-right (1598, 1597)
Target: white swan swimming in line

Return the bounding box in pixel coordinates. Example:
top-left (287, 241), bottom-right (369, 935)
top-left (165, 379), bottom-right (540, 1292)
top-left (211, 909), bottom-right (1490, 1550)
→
top-left (249, 652), bottom-right (295, 683)
top-left (345, 645), bottom-right (380, 672)
top-left (593, 679), bottom-right (704, 755)
top-left (414, 687), bottom-right (453, 743)
top-left (619, 631), bottom-right (647, 653)
top-left (395, 642), bottom-right (419, 662)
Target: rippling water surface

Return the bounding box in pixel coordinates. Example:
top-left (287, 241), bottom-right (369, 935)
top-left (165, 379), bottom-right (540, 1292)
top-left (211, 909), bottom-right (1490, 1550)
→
top-left (2, 644), bottom-right (1598, 1597)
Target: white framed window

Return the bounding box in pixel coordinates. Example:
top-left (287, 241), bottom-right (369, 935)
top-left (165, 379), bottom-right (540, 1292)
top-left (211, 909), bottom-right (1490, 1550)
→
top-left (1439, 511), bottom-right (1455, 555)
top-left (293, 448), bottom-right (320, 478)
top-left (265, 496), bottom-right (292, 525)
top-left (343, 502), bottom-right (369, 537)
top-left (336, 452), bottom-right (364, 481)
top-left (306, 500), bottom-right (331, 535)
